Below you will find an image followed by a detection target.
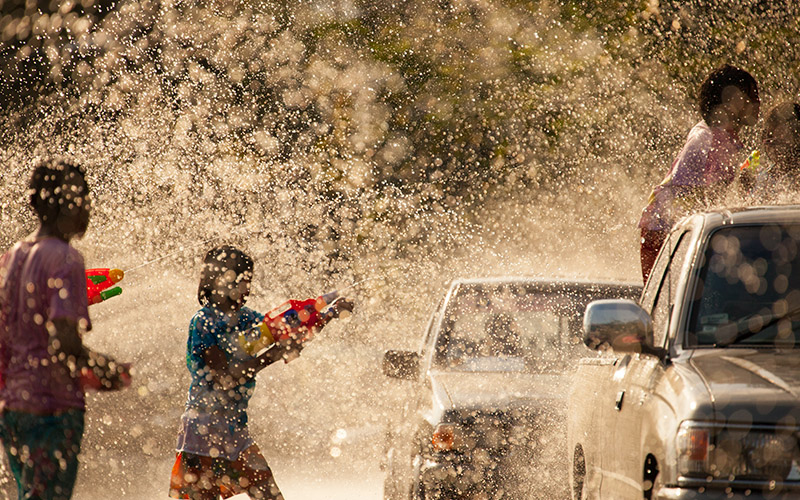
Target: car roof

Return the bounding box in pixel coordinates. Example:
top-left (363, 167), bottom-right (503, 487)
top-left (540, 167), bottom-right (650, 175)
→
top-left (450, 276), bottom-right (641, 294)
top-left (696, 205), bottom-right (800, 227)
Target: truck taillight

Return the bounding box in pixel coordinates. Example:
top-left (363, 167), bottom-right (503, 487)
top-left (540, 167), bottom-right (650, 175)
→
top-left (432, 424), bottom-right (455, 452)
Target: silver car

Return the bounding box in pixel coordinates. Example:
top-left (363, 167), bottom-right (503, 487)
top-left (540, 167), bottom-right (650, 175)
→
top-left (383, 277), bottom-right (640, 500)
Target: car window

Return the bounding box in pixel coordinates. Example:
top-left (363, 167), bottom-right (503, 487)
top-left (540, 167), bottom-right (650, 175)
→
top-left (433, 283), bottom-right (593, 372)
top-left (649, 231), bottom-right (691, 347)
top-left (642, 230), bottom-right (681, 312)
top-left (420, 297), bottom-right (445, 356)
top-left (688, 224), bottom-right (800, 347)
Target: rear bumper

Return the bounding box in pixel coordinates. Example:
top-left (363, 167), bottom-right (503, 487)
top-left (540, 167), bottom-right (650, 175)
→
top-left (656, 484), bottom-right (800, 500)
top-left (419, 452), bottom-right (508, 494)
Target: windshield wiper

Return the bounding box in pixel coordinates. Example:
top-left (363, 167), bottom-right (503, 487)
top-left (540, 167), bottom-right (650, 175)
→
top-left (715, 304), bottom-right (800, 348)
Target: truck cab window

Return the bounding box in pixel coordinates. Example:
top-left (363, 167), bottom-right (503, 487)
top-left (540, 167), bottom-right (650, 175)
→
top-left (642, 230), bottom-right (681, 311)
top-left (421, 297), bottom-right (445, 359)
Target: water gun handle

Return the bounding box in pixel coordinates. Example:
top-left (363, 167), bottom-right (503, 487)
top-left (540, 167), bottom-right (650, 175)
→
top-left (86, 268), bottom-right (124, 306)
top-left (80, 360), bottom-right (132, 392)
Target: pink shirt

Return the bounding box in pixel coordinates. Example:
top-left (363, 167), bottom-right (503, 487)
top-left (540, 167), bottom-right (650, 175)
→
top-left (639, 120), bottom-right (744, 231)
top-left (0, 237), bottom-right (90, 413)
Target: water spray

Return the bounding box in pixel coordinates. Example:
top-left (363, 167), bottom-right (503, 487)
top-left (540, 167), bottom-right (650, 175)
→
top-left (85, 237), bottom-right (218, 306)
top-left (236, 270), bottom-right (403, 362)
top-left (84, 237), bottom-right (406, 367)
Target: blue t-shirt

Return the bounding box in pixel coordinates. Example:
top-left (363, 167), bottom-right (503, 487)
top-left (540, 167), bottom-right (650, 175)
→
top-left (176, 305), bottom-right (265, 460)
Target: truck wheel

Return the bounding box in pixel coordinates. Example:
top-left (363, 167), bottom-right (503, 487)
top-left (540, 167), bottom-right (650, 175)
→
top-left (643, 455), bottom-right (660, 500)
top-left (573, 445), bottom-right (586, 500)
top-left (411, 455), bottom-right (427, 500)
top-left (643, 473), bottom-right (662, 500)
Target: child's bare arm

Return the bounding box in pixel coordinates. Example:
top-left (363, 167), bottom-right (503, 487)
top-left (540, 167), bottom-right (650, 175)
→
top-left (48, 318), bottom-right (89, 365)
top-left (321, 298), bottom-right (354, 326)
top-left (49, 318), bottom-right (131, 390)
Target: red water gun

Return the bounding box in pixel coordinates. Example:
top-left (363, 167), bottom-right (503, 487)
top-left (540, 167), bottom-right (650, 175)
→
top-left (86, 268), bottom-right (124, 305)
top-left (238, 291), bottom-right (347, 361)
top-left (81, 268), bottom-right (131, 390)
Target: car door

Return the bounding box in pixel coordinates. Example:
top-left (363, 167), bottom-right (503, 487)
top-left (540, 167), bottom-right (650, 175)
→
top-left (384, 296), bottom-right (445, 500)
top-left (569, 350), bottom-right (618, 497)
top-left (605, 227), bottom-right (695, 498)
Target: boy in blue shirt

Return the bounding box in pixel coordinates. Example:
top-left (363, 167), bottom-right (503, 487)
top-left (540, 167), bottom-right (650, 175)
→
top-left (169, 245), bottom-right (352, 499)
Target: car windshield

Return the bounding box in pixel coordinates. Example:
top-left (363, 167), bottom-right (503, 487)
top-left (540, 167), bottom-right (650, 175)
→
top-left (433, 282), bottom-right (590, 372)
top-left (690, 224), bottom-right (800, 348)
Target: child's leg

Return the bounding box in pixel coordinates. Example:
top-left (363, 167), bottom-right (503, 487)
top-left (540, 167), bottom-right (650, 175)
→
top-left (169, 452), bottom-right (221, 500)
top-left (640, 228), bottom-right (667, 284)
top-left (225, 445), bottom-right (283, 500)
top-left (0, 409), bottom-right (84, 500)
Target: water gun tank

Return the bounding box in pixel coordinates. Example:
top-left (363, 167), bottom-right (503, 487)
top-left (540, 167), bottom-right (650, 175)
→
top-left (86, 268), bottom-right (124, 305)
top-left (239, 291), bottom-right (340, 356)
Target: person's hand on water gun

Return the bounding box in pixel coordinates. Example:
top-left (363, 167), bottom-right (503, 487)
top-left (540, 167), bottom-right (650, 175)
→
top-left (272, 333), bottom-right (307, 362)
top-left (323, 297), bottom-right (354, 322)
top-left (277, 296), bottom-right (353, 362)
top-left (239, 292), bottom-right (355, 362)
top-left (79, 351), bottom-right (132, 392)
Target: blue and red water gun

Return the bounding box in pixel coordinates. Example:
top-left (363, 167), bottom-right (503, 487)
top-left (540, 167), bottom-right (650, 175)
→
top-left (238, 291), bottom-right (349, 362)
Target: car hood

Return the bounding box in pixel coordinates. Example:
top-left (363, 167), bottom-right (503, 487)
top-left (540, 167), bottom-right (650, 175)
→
top-left (428, 369), bottom-right (569, 413)
top-left (690, 349), bottom-right (800, 421)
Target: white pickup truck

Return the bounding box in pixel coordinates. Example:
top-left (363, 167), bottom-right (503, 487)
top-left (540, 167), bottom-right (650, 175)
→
top-left (569, 206), bottom-right (800, 500)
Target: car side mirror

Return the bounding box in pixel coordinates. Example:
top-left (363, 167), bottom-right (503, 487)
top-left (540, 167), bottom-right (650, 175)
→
top-left (382, 350), bottom-right (420, 380)
top-left (583, 299), bottom-right (665, 360)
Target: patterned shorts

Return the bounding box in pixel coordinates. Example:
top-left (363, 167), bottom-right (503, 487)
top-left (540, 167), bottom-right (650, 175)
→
top-left (169, 446), bottom-right (284, 500)
top-left (0, 409), bottom-right (85, 500)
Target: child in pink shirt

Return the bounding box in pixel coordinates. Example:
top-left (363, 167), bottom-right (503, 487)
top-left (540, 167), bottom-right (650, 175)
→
top-left (0, 159), bottom-right (131, 499)
top-left (638, 65), bottom-right (760, 283)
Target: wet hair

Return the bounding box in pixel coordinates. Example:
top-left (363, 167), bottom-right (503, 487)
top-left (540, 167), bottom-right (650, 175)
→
top-left (28, 158), bottom-right (89, 224)
top-left (197, 245), bottom-right (254, 307)
top-left (761, 102), bottom-right (800, 174)
top-left (698, 64), bottom-right (759, 125)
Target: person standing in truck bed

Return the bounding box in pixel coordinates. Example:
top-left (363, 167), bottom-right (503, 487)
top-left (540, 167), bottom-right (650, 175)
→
top-left (750, 101), bottom-right (800, 200)
top-left (638, 64), bottom-right (760, 283)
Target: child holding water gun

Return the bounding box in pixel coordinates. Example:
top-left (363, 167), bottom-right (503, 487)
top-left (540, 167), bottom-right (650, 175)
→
top-left (747, 102), bottom-right (800, 199)
top-left (638, 64), bottom-right (760, 282)
top-left (0, 159), bottom-right (131, 499)
top-left (169, 245), bottom-right (353, 500)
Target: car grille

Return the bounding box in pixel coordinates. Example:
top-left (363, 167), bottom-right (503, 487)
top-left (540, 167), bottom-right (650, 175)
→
top-left (716, 427), bottom-right (800, 481)
top-left (455, 409), bottom-right (536, 454)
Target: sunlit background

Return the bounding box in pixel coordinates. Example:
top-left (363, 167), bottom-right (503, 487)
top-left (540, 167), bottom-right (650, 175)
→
top-left (1, 0), bottom-right (799, 497)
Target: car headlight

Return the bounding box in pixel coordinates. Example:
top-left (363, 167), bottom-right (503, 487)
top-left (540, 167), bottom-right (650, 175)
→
top-left (677, 421), bottom-right (800, 481)
top-left (432, 423), bottom-right (457, 452)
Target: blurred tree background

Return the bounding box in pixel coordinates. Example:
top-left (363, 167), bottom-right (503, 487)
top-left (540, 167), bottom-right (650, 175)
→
top-left (1, 0), bottom-right (798, 283)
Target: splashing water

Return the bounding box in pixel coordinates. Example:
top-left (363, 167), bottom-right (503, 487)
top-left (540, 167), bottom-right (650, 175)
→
top-left (2, 0), bottom-right (800, 498)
